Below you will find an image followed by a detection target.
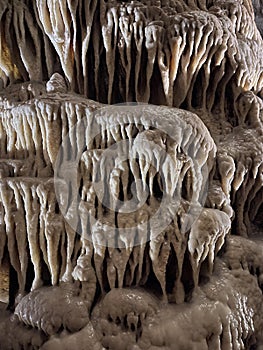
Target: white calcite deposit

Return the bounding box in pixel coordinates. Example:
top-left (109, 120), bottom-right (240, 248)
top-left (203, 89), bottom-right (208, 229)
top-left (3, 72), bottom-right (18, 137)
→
top-left (0, 0), bottom-right (262, 349)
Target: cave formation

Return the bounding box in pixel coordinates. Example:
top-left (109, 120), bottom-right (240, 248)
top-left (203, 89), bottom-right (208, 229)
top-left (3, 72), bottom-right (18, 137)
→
top-left (0, 0), bottom-right (263, 349)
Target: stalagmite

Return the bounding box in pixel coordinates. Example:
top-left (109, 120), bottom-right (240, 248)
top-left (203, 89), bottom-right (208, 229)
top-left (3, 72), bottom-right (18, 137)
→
top-left (0, 0), bottom-right (263, 349)
top-left (62, 221), bottom-right (76, 283)
top-left (72, 249), bottom-right (97, 309)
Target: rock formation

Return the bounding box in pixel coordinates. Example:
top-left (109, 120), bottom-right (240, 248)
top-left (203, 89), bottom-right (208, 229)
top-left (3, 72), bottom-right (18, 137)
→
top-left (0, 0), bottom-right (262, 349)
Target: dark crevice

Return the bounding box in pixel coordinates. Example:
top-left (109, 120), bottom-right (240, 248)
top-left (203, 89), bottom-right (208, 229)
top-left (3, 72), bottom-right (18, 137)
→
top-left (145, 264), bottom-right (162, 298)
top-left (181, 249), bottom-right (194, 300)
top-left (152, 173), bottom-right (163, 200)
top-left (166, 243), bottom-right (178, 294)
top-left (8, 264), bottom-right (19, 310)
top-left (25, 251), bottom-right (35, 292)
top-left (191, 68), bottom-right (204, 108)
top-left (40, 252), bottom-right (51, 286)
top-left (137, 42), bottom-right (148, 100)
top-left (149, 60), bottom-right (166, 105)
top-left (102, 248), bottom-right (110, 293)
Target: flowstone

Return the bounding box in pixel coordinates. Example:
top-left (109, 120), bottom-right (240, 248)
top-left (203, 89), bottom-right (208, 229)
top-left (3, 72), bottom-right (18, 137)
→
top-left (0, 0), bottom-right (262, 349)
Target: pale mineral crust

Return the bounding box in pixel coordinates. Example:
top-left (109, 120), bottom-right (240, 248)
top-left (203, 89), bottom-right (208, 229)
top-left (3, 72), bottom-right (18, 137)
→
top-left (0, 0), bottom-right (262, 349)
